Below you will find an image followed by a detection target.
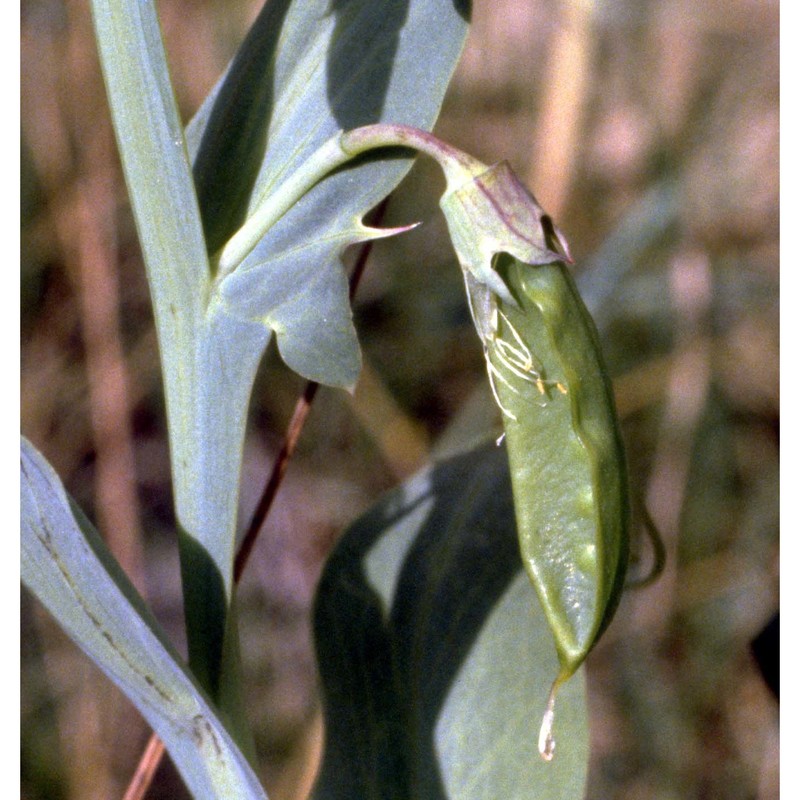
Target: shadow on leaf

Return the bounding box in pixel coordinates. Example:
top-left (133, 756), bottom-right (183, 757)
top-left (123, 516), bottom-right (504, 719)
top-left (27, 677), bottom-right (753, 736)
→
top-left (312, 440), bottom-right (588, 800)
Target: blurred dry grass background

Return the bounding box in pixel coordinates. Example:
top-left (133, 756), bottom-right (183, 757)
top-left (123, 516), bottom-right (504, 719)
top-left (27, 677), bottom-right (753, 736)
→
top-left (21, 0), bottom-right (779, 798)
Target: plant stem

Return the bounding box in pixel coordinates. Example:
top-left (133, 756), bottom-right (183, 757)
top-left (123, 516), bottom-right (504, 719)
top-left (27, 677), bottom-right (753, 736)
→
top-left (121, 734), bottom-right (165, 800)
top-left (234, 379), bottom-right (319, 584)
top-left (122, 198), bottom-right (388, 800)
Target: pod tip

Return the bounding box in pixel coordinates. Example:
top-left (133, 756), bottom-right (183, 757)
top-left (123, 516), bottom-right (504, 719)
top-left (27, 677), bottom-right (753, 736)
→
top-left (538, 680), bottom-right (559, 761)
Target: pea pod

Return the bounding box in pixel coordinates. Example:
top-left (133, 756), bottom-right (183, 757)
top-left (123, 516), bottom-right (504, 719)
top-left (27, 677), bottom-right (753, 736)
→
top-left (488, 255), bottom-right (629, 757)
top-left (436, 160), bottom-right (629, 759)
top-left (492, 255), bottom-right (629, 665)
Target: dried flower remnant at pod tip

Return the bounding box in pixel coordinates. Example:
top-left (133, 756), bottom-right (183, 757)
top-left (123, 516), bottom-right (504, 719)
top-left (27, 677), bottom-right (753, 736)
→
top-left (439, 159), bottom-right (572, 303)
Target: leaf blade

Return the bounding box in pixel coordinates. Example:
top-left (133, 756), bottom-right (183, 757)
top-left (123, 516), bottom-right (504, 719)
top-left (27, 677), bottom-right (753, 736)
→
top-left (312, 441), bottom-right (589, 799)
top-left (90, 0), bottom-right (263, 719)
top-left (194, 0), bottom-right (470, 387)
top-left (91, 0), bottom-right (209, 340)
top-left (20, 438), bottom-right (268, 800)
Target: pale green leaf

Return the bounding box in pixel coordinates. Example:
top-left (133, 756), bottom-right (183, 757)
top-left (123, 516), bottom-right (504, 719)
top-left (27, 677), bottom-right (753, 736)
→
top-left (90, 0), bottom-right (266, 722)
top-left (312, 440), bottom-right (589, 799)
top-left (20, 438), bottom-right (268, 800)
top-left (91, 0), bottom-right (209, 412)
top-left (90, 0), bottom-right (470, 723)
top-left (193, 0), bottom-right (470, 387)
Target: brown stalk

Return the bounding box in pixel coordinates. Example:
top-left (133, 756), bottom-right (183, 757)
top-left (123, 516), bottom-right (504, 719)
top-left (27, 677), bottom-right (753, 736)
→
top-left (526, 1), bottom-right (594, 220)
top-left (121, 735), bottom-right (166, 800)
top-left (123, 199), bottom-right (390, 800)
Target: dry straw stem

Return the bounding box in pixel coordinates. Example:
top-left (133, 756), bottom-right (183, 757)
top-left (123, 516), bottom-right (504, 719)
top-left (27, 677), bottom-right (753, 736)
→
top-left (526, 0), bottom-right (595, 219)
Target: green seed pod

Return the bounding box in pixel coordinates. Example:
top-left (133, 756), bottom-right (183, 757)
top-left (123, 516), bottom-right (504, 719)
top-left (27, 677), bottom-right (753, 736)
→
top-left (490, 255), bottom-right (630, 757)
top-left (437, 162), bottom-right (628, 668)
top-left (434, 155), bottom-right (629, 759)
top-left (492, 255), bottom-right (629, 671)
